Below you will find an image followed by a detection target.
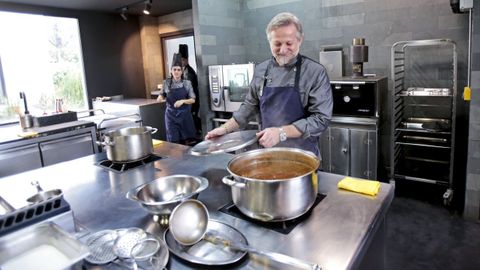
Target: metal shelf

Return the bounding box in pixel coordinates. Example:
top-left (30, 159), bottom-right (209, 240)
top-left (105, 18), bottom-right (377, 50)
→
top-left (390, 39), bottom-right (457, 203)
top-left (395, 128), bottom-right (451, 135)
top-left (396, 94), bottom-right (453, 97)
top-left (395, 141), bottom-right (451, 149)
top-left (403, 156), bottom-right (449, 165)
top-left (394, 174), bottom-right (449, 185)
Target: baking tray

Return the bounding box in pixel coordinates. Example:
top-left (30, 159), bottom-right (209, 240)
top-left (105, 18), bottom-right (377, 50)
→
top-left (401, 87), bottom-right (451, 96)
top-left (0, 222), bottom-right (89, 270)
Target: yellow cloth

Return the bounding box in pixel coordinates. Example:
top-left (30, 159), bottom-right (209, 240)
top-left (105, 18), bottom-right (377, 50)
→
top-left (338, 177), bottom-right (381, 196)
top-left (17, 131), bottom-right (39, 138)
top-left (152, 139), bottom-right (163, 147)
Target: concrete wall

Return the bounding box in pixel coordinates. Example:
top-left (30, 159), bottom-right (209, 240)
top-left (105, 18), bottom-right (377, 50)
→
top-left (465, 4), bottom-right (480, 220)
top-left (192, 0), bottom-right (246, 133)
top-left (139, 9), bottom-right (194, 97)
top-left (139, 16), bottom-right (162, 97)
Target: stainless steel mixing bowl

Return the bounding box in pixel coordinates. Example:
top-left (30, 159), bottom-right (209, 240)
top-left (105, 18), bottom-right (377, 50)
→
top-left (126, 175), bottom-right (209, 216)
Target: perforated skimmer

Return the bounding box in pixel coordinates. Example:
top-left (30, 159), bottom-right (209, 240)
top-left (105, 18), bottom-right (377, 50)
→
top-left (113, 228), bottom-right (148, 259)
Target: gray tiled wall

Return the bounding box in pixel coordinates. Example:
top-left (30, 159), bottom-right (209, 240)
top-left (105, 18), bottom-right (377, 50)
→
top-left (193, 0), bottom-right (477, 218)
top-left (465, 4), bottom-right (480, 220)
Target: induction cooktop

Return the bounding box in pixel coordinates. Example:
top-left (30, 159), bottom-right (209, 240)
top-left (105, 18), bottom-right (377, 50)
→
top-left (95, 154), bottom-right (165, 173)
top-left (218, 193), bottom-right (326, 235)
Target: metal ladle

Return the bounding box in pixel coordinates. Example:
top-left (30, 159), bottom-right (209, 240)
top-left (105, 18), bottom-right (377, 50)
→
top-left (169, 199), bottom-right (321, 270)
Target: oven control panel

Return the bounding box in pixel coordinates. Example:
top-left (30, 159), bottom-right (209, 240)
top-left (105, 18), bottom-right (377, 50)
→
top-left (208, 65), bottom-right (223, 111)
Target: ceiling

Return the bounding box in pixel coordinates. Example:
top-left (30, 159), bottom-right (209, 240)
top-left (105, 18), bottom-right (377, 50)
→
top-left (0, 0), bottom-right (192, 16)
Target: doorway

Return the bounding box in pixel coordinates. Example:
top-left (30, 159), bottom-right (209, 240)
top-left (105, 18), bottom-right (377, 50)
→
top-left (161, 30), bottom-right (197, 78)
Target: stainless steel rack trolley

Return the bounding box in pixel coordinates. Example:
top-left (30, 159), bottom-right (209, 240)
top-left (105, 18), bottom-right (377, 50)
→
top-left (390, 39), bottom-right (457, 205)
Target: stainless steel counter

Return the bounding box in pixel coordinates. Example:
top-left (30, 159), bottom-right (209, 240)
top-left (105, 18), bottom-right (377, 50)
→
top-left (0, 142), bottom-right (394, 270)
top-left (0, 120), bottom-right (96, 145)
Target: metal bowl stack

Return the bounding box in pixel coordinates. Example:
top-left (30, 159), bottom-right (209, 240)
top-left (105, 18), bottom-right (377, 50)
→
top-left (126, 175), bottom-right (209, 216)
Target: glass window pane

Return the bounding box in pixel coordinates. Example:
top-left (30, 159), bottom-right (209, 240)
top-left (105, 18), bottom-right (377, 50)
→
top-left (0, 11), bottom-right (88, 124)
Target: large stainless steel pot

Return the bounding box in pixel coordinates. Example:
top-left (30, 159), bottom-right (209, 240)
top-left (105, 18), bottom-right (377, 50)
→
top-left (99, 126), bottom-right (157, 162)
top-left (222, 147), bottom-right (320, 222)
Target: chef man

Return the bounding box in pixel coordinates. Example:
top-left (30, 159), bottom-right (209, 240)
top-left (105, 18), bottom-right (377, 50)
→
top-left (206, 12), bottom-right (333, 156)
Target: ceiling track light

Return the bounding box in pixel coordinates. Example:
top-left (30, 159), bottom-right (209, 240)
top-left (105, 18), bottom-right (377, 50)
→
top-left (143, 0), bottom-right (152, 15)
top-left (120, 6), bottom-right (128, 21)
top-left (116, 0), bottom-right (153, 18)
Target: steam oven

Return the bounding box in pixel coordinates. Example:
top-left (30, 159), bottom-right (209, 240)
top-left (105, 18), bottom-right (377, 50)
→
top-left (208, 63), bottom-right (255, 112)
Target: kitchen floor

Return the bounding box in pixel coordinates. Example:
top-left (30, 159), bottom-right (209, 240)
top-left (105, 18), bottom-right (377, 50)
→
top-left (386, 184), bottom-right (480, 270)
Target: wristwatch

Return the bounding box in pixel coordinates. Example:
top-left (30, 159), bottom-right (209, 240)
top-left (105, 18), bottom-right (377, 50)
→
top-left (279, 127), bottom-right (287, 142)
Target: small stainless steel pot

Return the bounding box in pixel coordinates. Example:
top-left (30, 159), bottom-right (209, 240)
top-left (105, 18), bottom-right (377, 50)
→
top-left (126, 175), bottom-right (209, 216)
top-left (99, 126), bottom-right (157, 162)
top-left (222, 147), bottom-right (320, 222)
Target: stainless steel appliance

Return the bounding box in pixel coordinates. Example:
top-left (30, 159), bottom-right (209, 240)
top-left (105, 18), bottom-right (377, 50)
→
top-left (92, 98), bottom-right (166, 140)
top-left (320, 76), bottom-right (388, 180)
top-left (350, 38), bottom-right (369, 78)
top-left (208, 63), bottom-right (254, 112)
top-left (330, 79), bottom-right (379, 117)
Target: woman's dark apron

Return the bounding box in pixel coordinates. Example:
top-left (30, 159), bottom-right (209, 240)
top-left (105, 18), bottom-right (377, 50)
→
top-left (165, 81), bottom-right (196, 143)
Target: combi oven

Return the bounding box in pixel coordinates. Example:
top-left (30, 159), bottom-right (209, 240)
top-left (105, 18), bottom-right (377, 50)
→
top-left (330, 79), bottom-right (379, 118)
top-left (208, 63), bottom-right (255, 112)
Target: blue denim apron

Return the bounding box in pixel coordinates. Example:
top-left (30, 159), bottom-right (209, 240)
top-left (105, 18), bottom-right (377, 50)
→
top-left (259, 55), bottom-right (319, 155)
top-left (165, 80), bottom-right (196, 143)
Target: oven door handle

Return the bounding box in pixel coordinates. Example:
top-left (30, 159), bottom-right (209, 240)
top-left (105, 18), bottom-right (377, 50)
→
top-left (330, 81), bottom-right (366, 85)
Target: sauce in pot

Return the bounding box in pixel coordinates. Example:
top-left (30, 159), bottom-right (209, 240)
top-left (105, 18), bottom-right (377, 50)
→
top-left (238, 160), bottom-right (313, 180)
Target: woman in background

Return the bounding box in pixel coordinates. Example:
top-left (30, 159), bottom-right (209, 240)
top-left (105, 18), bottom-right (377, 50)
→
top-left (157, 53), bottom-right (196, 144)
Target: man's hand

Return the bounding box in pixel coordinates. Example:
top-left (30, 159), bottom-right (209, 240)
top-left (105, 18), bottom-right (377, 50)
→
top-left (205, 126), bottom-right (227, 140)
top-left (257, 127), bottom-right (281, 148)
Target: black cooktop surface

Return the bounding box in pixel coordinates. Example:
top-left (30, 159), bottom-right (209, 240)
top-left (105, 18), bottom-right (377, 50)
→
top-left (218, 193), bottom-right (326, 235)
top-left (96, 154), bottom-right (164, 173)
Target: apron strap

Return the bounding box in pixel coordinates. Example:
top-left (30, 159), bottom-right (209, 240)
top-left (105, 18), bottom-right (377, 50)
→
top-left (261, 55), bottom-right (303, 89)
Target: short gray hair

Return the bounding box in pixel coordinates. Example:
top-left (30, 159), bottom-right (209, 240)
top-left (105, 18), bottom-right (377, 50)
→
top-left (266, 12), bottom-right (303, 41)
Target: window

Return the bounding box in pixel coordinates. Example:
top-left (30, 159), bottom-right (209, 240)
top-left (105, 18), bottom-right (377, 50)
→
top-left (0, 11), bottom-right (88, 124)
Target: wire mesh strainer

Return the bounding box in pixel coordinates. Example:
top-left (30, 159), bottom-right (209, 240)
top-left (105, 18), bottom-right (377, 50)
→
top-left (83, 230), bottom-right (118, 264)
top-left (131, 238), bottom-right (160, 261)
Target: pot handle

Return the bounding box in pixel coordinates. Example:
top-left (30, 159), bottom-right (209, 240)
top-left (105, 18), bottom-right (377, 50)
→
top-left (142, 126), bottom-right (158, 135)
top-left (96, 140), bottom-right (115, 147)
top-left (222, 175), bottom-right (245, 189)
top-left (125, 190), bottom-right (139, 202)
